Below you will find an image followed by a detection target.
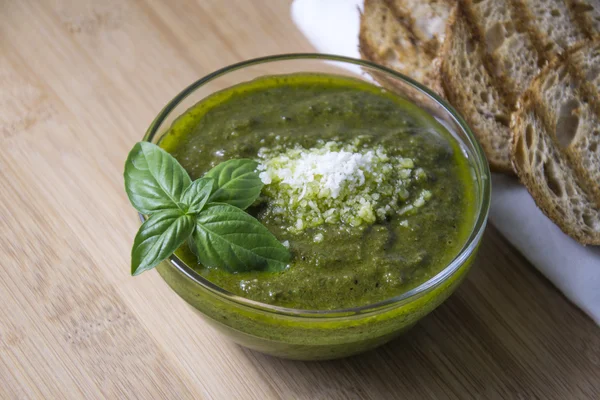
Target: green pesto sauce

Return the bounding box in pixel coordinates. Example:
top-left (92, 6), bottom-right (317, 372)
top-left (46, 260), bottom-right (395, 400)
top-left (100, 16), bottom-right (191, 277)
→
top-left (160, 73), bottom-right (476, 310)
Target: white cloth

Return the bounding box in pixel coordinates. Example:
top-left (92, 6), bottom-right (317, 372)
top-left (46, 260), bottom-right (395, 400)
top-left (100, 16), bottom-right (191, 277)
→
top-left (291, 0), bottom-right (600, 324)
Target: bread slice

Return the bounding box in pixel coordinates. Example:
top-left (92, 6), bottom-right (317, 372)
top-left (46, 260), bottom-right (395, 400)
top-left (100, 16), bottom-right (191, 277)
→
top-left (440, 8), bottom-right (514, 172)
top-left (360, 0), bottom-right (598, 176)
top-left (532, 58), bottom-right (600, 203)
top-left (511, 42), bottom-right (600, 244)
top-left (358, 0), bottom-right (450, 95)
top-left (460, 0), bottom-right (541, 105)
top-left (440, 0), bottom-right (597, 173)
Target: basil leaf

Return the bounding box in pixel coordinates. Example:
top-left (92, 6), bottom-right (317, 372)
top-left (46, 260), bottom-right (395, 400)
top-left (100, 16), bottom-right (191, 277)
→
top-left (131, 209), bottom-right (194, 276)
top-left (181, 177), bottom-right (214, 213)
top-left (192, 203), bottom-right (290, 272)
top-left (124, 142), bottom-right (192, 214)
top-left (205, 159), bottom-right (264, 209)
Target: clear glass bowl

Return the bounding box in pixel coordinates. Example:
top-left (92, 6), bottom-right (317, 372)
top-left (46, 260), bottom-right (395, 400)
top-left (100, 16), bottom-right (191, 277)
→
top-left (142, 54), bottom-right (491, 360)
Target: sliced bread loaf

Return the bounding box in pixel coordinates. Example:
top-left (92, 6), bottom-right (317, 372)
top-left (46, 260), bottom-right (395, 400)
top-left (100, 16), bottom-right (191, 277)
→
top-left (440, 8), bottom-right (514, 172)
top-left (360, 0), bottom-right (598, 176)
top-left (358, 0), bottom-right (450, 95)
top-left (511, 42), bottom-right (600, 244)
top-left (440, 0), bottom-right (596, 173)
top-left (460, 0), bottom-right (541, 104)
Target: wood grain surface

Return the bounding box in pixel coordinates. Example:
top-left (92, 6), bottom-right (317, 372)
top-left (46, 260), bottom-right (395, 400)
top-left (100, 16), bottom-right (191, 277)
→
top-left (0, 1), bottom-right (598, 399)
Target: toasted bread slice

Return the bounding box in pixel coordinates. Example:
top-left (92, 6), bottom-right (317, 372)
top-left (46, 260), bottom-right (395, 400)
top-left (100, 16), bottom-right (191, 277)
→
top-left (440, 0), bottom-right (596, 173)
top-left (460, 0), bottom-right (541, 104)
top-left (511, 42), bottom-right (600, 244)
top-left (441, 8), bottom-right (514, 172)
top-left (360, 0), bottom-right (598, 176)
top-left (358, 0), bottom-right (449, 94)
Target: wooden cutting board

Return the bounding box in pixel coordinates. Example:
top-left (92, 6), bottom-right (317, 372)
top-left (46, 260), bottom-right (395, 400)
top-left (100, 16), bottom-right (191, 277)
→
top-left (1, 0), bottom-right (598, 398)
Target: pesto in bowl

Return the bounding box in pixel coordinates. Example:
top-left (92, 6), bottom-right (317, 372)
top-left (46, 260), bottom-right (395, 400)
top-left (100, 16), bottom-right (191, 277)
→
top-left (143, 54), bottom-right (490, 360)
top-left (160, 73), bottom-right (475, 310)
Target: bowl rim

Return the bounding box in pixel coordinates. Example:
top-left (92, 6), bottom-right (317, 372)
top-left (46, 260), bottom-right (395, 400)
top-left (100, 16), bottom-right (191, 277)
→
top-left (142, 53), bottom-right (491, 318)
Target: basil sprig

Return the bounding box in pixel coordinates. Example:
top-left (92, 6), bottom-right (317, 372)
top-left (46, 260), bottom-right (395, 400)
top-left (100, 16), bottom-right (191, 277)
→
top-left (204, 158), bottom-right (264, 209)
top-left (124, 141), bottom-right (192, 214)
top-left (124, 142), bottom-right (290, 276)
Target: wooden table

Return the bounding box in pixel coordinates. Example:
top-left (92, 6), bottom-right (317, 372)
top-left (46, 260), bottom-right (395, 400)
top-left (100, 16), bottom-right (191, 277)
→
top-left (1, 1), bottom-right (598, 398)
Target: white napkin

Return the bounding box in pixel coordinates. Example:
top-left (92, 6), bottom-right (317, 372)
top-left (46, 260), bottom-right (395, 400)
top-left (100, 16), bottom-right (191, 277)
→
top-left (291, 0), bottom-right (600, 324)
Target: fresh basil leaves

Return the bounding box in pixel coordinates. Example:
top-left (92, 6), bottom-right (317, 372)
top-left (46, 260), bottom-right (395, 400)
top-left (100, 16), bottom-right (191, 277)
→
top-left (124, 142), bottom-right (192, 214)
top-left (193, 203), bottom-right (290, 272)
top-left (205, 159), bottom-right (264, 209)
top-left (124, 142), bottom-right (290, 276)
top-left (131, 209), bottom-right (195, 276)
top-left (181, 177), bottom-right (214, 213)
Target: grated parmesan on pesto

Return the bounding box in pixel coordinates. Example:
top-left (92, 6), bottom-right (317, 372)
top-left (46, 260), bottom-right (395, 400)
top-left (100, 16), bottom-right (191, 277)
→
top-left (257, 140), bottom-right (431, 234)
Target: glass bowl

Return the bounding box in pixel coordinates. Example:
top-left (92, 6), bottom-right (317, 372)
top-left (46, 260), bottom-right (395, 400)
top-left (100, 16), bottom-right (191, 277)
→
top-left (142, 54), bottom-right (491, 361)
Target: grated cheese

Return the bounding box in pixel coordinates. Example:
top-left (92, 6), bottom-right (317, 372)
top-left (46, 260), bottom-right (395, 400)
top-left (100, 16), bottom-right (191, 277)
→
top-left (257, 141), bottom-right (431, 234)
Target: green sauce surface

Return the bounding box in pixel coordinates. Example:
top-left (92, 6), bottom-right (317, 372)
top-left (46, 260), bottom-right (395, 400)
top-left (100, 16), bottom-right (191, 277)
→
top-left (160, 73), bottom-right (475, 310)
